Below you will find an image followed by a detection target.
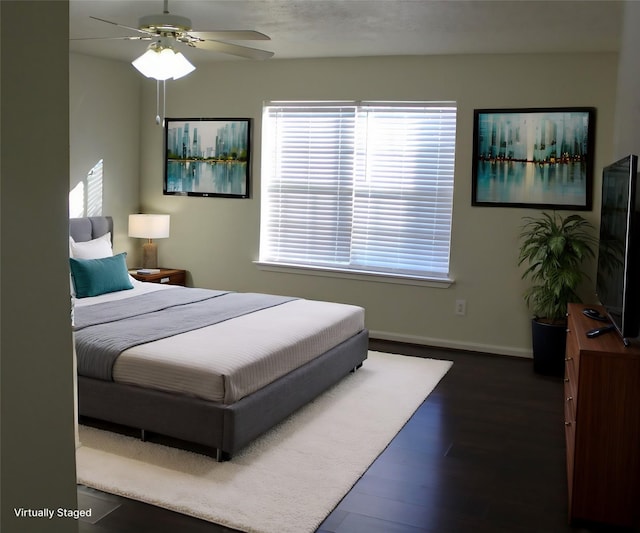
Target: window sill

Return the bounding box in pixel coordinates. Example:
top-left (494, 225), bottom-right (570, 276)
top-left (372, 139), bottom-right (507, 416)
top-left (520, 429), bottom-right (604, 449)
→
top-left (254, 261), bottom-right (454, 288)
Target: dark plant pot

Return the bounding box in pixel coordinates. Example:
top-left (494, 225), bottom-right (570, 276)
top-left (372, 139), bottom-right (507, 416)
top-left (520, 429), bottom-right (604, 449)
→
top-left (531, 318), bottom-right (567, 377)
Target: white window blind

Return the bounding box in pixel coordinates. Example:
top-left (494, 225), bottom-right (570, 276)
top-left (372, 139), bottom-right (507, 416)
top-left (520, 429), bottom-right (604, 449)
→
top-left (260, 101), bottom-right (456, 280)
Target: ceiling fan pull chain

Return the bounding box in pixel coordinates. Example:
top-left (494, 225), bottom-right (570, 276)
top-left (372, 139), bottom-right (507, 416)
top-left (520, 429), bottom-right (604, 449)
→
top-left (163, 79), bottom-right (167, 127)
top-left (155, 79), bottom-right (161, 125)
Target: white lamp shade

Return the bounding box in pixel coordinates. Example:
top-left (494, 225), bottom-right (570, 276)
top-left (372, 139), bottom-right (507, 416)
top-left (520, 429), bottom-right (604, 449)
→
top-left (132, 47), bottom-right (195, 81)
top-left (128, 214), bottom-right (170, 239)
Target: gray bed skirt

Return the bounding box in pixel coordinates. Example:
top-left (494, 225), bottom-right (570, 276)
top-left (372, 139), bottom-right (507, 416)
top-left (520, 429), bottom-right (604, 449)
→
top-left (78, 328), bottom-right (369, 460)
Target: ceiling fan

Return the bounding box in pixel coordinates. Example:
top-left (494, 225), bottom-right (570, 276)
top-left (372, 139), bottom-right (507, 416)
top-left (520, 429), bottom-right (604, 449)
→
top-left (76, 0), bottom-right (274, 62)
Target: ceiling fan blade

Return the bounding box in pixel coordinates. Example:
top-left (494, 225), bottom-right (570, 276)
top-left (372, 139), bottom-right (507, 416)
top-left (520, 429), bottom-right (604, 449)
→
top-left (70, 36), bottom-right (150, 42)
top-left (189, 30), bottom-right (270, 41)
top-left (193, 39), bottom-right (274, 60)
top-left (90, 15), bottom-right (153, 36)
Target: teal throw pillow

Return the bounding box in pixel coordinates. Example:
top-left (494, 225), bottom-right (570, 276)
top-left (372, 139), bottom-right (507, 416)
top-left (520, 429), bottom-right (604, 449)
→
top-left (70, 252), bottom-right (133, 298)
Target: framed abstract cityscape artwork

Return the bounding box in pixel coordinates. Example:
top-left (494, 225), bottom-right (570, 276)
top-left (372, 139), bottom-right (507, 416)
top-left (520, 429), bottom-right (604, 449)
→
top-left (164, 118), bottom-right (251, 198)
top-left (472, 108), bottom-right (595, 210)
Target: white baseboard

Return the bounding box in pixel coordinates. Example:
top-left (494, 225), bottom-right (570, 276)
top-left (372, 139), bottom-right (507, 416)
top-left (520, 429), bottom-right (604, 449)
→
top-left (369, 329), bottom-right (533, 359)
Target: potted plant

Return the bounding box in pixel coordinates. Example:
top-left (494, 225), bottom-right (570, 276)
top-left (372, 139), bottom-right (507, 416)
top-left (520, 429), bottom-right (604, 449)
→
top-left (518, 212), bottom-right (598, 376)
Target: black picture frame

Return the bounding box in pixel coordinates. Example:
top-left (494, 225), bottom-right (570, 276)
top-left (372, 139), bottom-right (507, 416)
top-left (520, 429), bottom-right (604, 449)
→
top-left (164, 118), bottom-right (251, 198)
top-left (471, 107), bottom-right (595, 210)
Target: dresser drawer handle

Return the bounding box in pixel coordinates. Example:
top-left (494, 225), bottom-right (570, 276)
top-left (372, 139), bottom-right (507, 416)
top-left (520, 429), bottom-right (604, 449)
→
top-left (565, 421), bottom-right (572, 426)
top-left (565, 357), bottom-right (573, 361)
top-left (566, 396), bottom-right (573, 402)
top-left (564, 378), bottom-right (570, 383)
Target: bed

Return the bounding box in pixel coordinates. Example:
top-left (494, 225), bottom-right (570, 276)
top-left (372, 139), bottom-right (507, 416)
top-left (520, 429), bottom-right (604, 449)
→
top-left (70, 216), bottom-right (368, 461)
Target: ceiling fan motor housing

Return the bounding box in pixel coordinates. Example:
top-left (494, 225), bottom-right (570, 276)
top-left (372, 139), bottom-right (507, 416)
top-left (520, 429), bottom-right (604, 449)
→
top-left (138, 13), bottom-right (193, 34)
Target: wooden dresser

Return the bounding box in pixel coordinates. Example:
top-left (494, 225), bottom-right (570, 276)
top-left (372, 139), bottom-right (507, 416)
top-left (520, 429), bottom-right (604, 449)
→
top-left (564, 303), bottom-right (640, 527)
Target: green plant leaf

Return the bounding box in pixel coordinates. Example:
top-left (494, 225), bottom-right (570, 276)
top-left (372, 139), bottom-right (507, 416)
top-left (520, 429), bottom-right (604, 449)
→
top-left (518, 211), bottom-right (596, 321)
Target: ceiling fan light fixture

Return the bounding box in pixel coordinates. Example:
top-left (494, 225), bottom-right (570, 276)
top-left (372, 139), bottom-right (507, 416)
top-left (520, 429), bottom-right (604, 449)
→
top-left (168, 51), bottom-right (196, 80)
top-left (132, 42), bottom-right (195, 81)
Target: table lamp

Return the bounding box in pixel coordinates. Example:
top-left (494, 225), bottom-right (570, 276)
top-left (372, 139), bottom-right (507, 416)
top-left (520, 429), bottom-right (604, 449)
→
top-left (128, 214), bottom-right (170, 269)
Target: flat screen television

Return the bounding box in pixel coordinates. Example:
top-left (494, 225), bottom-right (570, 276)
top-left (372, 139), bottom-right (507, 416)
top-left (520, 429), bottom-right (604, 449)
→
top-left (596, 154), bottom-right (640, 343)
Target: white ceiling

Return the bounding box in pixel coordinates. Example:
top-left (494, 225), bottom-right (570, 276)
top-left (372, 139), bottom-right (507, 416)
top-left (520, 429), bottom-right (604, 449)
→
top-left (70, 0), bottom-right (624, 64)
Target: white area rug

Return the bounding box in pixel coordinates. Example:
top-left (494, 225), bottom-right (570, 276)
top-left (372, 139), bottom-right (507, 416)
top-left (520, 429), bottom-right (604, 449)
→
top-left (76, 351), bottom-right (452, 533)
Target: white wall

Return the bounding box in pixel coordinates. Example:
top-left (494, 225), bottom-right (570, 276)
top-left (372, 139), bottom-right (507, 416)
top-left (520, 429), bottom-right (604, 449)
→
top-left (1, 2), bottom-right (78, 531)
top-left (138, 53), bottom-right (617, 357)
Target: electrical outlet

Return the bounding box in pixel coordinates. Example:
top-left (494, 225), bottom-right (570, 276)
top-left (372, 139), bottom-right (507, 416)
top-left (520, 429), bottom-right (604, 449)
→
top-left (455, 299), bottom-right (467, 316)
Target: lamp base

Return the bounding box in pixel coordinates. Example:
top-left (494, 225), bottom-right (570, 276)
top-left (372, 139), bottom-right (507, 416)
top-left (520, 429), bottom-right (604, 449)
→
top-left (142, 242), bottom-right (158, 269)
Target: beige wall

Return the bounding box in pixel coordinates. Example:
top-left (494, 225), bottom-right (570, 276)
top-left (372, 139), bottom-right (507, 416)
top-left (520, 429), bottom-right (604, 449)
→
top-left (613, 0), bottom-right (640, 159)
top-left (70, 54), bottom-right (141, 256)
top-left (135, 53), bottom-right (617, 357)
top-left (1, 2), bottom-right (77, 531)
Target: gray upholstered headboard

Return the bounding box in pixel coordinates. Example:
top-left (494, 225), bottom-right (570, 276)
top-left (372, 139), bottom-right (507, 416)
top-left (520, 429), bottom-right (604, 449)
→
top-left (69, 216), bottom-right (113, 243)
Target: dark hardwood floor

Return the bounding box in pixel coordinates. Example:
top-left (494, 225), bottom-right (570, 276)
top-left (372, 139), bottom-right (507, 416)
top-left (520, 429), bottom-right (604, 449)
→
top-left (77, 340), bottom-right (638, 533)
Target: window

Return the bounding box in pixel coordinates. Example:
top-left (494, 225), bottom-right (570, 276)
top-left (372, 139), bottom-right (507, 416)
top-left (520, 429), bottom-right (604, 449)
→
top-left (259, 102), bottom-right (456, 281)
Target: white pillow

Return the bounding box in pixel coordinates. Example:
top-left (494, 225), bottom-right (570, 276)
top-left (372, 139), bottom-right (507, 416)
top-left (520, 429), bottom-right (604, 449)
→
top-left (69, 232), bottom-right (113, 259)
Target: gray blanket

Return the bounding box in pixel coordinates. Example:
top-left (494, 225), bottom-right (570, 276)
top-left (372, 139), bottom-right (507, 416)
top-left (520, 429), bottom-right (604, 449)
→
top-left (74, 288), bottom-right (296, 381)
top-left (73, 288), bottom-right (229, 330)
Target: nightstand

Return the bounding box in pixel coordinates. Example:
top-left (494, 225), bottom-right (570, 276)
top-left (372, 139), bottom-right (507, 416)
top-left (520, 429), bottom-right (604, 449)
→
top-left (129, 268), bottom-right (186, 286)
